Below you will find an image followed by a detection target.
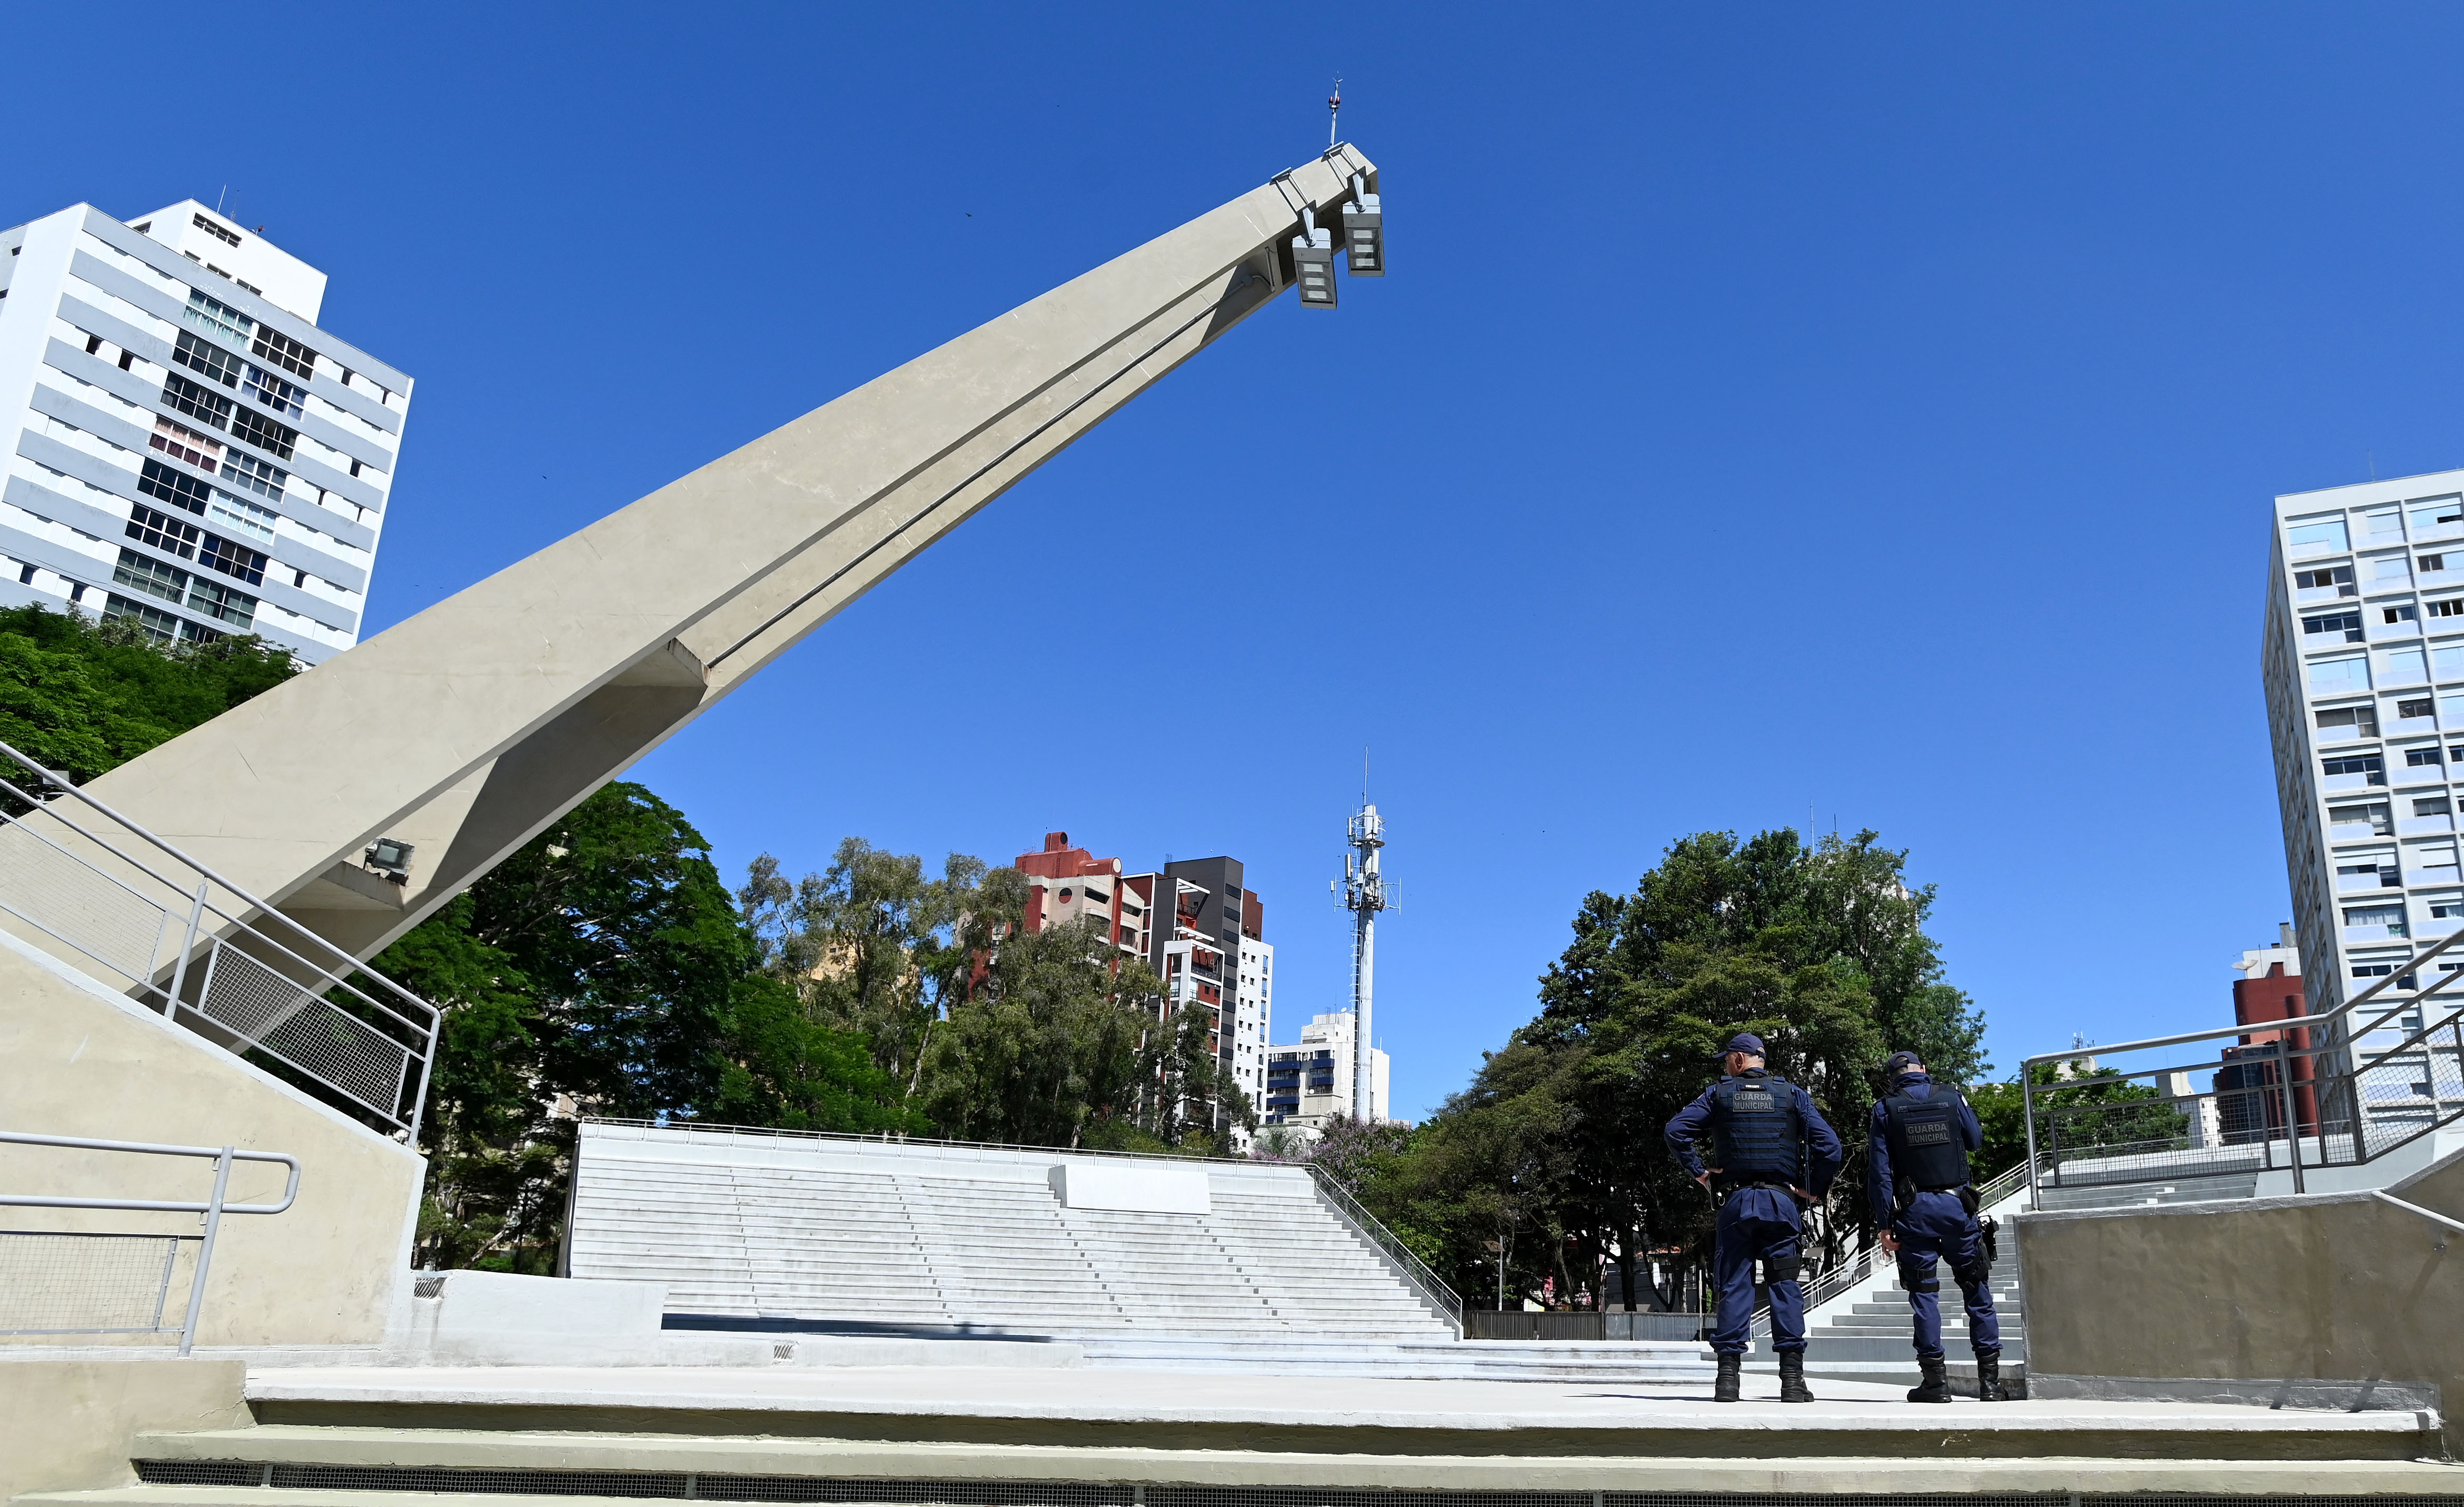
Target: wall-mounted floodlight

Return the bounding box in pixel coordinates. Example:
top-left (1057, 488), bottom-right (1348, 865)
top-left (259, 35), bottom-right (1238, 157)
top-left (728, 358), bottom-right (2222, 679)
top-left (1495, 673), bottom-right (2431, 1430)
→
top-left (1342, 174), bottom-right (1383, 276)
top-left (364, 836), bottom-right (415, 884)
top-left (1293, 209), bottom-right (1337, 309)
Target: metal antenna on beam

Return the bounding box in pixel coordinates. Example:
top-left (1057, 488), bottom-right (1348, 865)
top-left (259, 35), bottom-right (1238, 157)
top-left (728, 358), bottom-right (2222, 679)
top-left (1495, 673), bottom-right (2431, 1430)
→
top-left (1329, 77), bottom-right (1343, 147)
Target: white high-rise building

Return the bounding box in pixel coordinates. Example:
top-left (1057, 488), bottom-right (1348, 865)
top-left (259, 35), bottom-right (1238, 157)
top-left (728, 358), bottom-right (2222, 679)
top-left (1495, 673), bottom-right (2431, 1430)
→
top-left (2263, 471), bottom-right (2464, 1134)
top-left (1261, 1010), bottom-right (1390, 1134)
top-left (0, 201), bottom-right (410, 662)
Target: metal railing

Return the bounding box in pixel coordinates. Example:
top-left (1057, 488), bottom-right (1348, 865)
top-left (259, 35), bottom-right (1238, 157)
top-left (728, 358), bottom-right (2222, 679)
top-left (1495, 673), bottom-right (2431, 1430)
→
top-left (1303, 1161), bottom-right (1464, 1334)
top-left (1751, 1153), bottom-right (2040, 1337)
top-left (0, 1130), bottom-right (299, 1355)
top-left (2020, 924), bottom-right (2464, 1203)
top-left (0, 740), bottom-right (438, 1139)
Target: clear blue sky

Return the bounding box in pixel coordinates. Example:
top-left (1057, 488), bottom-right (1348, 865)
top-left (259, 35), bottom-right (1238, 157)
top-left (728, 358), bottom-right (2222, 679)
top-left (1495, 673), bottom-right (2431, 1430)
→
top-left (9, 5), bottom-right (2461, 1119)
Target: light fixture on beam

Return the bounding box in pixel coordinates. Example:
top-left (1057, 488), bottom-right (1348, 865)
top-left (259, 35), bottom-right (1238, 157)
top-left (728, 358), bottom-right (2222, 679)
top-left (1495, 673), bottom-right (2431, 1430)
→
top-left (1342, 173), bottom-right (1383, 276)
top-left (364, 836), bottom-right (414, 884)
top-left (1293, 209), bottom-right (1337, 309)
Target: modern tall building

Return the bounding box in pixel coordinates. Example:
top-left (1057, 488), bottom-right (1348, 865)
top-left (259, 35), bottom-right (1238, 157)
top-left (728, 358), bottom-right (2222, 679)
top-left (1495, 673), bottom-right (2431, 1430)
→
top-left (1010, 835), bottom-right (1274, 1133)
top-left (2263, 473), bottom-right (2464, 1133)
top-left (0, 201), bottom-right (410, 662)
top-left (1262, 1010), bottom-right (1390, 1132)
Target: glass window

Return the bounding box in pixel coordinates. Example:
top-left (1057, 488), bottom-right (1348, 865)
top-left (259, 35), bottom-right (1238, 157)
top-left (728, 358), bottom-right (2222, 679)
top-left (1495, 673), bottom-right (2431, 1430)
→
top-left (2397, 698), bottom-right (2435, 720)
top-left (110, 549), bottom-right (186, 604)
top-left (229, 406), bottom-right (296, 461)
top-left (249, 326), bottom-right (317, 381)
top-left (218, 451), bottom-right (287, 501)
top-left (2416, 796), bottom-right (2452, 816)
top-left (2290, 519), bottom-right (2350, 552)
top-left (125, 507), bottom-right (198, 560)
top-left (2427, 554), bottom-right (2450, 572)
top-left (102, 593), bottom-right (183, 645)
top-left (2431, 599), bottom-right (2464, 618)
top-left (2297, 565), bottom-right (2357, 590)
top-left (206, 490), bottom-right (277, 542)
top-left (171, 330), bottom-right (242, 389)
top-left (160, 374), bottom-right (232, 430)
top-left (147, 418), bottom-right (221, 471)
top-left (137, 460), bottom-right (211, 517)
top-left (2304, 612), bottom-right (2363, 642)
top-left (2387, 605), bottom-right (2420, 624)
top-left (181, 290), bottom-right (253, 346)
top-left (2324, 753), bottom-right (2387, 779)
top-left (184, 577), bottom-right (256, 629)
top-left (196, 533), bottom-right (266, 587)
top-left (2412, 497), bottom-right (2464, 530)
top-left (2385, 648), bottom-right (2429, 680)
top-left (2330, 801), bottom-right (2393, 833)
top-left (242, 365), bottom-right (304, 420)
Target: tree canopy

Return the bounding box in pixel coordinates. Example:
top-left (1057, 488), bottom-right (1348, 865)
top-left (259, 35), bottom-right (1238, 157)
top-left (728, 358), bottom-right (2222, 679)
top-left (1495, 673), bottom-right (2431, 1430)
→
top-left (0, 604), bottom-right (297, 780)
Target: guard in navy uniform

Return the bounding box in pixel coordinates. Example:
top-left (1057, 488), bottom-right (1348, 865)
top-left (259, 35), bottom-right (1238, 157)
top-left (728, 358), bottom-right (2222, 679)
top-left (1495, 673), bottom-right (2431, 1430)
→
top-left (1870, 1049), bottom-right (2009, 1403)
top-left (1664, 1032), bottom-right (1842, 1404)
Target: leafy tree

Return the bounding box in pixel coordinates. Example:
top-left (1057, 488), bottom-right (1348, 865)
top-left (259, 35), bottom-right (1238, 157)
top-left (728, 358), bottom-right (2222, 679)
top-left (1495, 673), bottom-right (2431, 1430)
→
top-left (384, 784), bottom-right (919, 1270)
top-left (0, 604), bottom-right (297, 780)
top-left (1139, 999), bottom-right (1257, 1151)
top-left (918, 915), bottom-right (1165, 1148)
top-left (1352, 827), bottom-right (1986, 1312)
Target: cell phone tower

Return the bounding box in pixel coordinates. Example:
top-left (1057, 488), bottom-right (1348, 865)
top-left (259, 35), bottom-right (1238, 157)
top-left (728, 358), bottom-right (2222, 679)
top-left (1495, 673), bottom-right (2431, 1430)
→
top-left (1337, 801), bottom-right (1389, 1123)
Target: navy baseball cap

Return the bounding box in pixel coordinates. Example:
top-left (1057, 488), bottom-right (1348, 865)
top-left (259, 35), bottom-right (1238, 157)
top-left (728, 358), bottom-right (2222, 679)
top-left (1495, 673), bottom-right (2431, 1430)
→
top-left (1884, 1050), bottom-right (1923, 1076)
top-left (1723, 1033), bottom-right (1766, 1056)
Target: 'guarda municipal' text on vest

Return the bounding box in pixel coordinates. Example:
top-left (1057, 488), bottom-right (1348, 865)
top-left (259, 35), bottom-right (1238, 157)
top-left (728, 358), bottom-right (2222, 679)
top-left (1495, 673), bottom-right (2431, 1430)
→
top-left (1884, 1087), bottom-right (1971, 1193)
top-left (1711, 1075), bottom-right (1805, 1188)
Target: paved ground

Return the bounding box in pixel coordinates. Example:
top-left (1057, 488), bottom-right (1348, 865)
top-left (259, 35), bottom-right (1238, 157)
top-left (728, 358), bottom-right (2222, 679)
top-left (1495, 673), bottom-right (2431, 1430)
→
top-left (244, 1364), bottom-right (2427, 1440)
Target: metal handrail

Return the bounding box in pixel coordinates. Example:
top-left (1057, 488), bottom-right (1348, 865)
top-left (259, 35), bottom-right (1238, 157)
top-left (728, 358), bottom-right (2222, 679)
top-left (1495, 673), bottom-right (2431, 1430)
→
top-left (0, 1130), bottom-right (299, 1355)
top-left (2372, 1189), bottom-right (2464, 1235)
top-left (1302, 1161), bottom-right (1464, 1333)
top-left (1752, 1152), bottom-right (2041, 1337)
top-left (0, 740), bottom-right (439, 1138)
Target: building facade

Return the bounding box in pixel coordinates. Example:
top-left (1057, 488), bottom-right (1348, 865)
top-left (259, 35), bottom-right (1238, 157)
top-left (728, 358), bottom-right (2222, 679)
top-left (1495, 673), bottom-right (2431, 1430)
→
top-left (1011, 836), bottom-right (1273, 1135)
top-left (2263, 474), bottom-right (2464, 1134)
top-left (1262, 1009), bottom-right (1390, 1132)
top-left (0, 201), bottom-right (409, 662)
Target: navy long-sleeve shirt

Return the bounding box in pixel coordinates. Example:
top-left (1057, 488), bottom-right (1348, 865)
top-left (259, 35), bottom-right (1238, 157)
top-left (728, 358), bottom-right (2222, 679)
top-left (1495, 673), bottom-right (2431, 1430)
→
top-left (1664, 1069), bottom-right (1843, 1197)
top-left (1868, 1071), bottom-right (1985, 1226)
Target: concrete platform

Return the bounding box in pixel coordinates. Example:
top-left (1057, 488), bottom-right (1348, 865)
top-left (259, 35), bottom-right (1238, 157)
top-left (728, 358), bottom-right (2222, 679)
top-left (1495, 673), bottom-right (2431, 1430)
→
top-left (239, 1364), bottom-right (2447, 1462)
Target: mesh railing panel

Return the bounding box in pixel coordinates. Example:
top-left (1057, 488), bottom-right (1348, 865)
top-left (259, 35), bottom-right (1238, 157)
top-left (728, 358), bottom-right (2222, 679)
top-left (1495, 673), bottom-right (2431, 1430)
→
top-left (0, 1230), bottom-right (185, 1334)
top-left (193, 947), bottom-right (411, 1114)
top-left (0, 828), bottom-right (170, 984)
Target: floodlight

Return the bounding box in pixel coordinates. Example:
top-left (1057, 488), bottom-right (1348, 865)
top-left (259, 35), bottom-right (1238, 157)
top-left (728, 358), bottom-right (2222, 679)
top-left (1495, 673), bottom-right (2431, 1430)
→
top-left (1342, 176), bottom-right (1383, 276)
top-left (1293, 211), bottom-right (1338, 309)
top-left (364, 836), bottom-right (415, 882)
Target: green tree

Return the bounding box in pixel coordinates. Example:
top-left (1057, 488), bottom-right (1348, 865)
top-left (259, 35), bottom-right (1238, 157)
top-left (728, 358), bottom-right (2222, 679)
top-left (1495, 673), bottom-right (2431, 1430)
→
top-left (383, 784), bottom-right (919, 1270)
top-left (0, 604), bottom-right (297, 780)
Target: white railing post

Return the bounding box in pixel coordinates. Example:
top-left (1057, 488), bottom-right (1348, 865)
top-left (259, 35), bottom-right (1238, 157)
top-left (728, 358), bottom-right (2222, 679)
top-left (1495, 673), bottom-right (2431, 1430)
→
top-left (177, 1146), bottom-right (234, 1357)
top-left (163, 879), bottom-right (208, 1017)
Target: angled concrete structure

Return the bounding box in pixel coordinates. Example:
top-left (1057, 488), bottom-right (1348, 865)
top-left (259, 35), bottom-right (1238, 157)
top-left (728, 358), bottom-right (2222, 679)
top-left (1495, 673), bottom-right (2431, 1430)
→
top-left (80, 146), bottom-right (1380, 961)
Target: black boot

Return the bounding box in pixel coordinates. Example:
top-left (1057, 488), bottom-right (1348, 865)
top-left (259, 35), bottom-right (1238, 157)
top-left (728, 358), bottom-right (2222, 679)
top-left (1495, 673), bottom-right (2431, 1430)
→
top-left (1975, 1350), bottom-right (2010, 1402)
top-left (1777, 1350), bottom-right (1814, 1403)
top-left (1906, 1354), bottom-right (1951, 1404)
top-left (1713, 1351), bottom-right (1742, 1403)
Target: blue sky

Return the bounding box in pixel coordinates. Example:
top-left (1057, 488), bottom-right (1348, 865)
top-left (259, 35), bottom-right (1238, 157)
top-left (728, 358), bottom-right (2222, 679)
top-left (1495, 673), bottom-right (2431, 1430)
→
top-left (10, 4), bottom-right (2464, 1119)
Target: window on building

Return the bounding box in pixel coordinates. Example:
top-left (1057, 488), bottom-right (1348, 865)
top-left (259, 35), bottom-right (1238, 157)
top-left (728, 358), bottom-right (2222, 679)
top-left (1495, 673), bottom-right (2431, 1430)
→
top-left (2316, 705), bottom-right (2379, 736)
top-left (2386, 605), bottom-right (2421, 625)
top-left (242, 365), bottom-right (303, 420)
top-left (2344, 903), bottom-right (2409, 934)
top-left (2411, 498), bottom-right (2463, 530)
top-left (2405, 747), bottom-right (2443, 767)
top-left (102, 593), bottom-right (182, 645)
top-left (2386, 647), bottom-right (2430, 680)
top-left (2397, 698), bottom-right (2436, 720)
top-left (2432, 600), bottom-right (2464, 618)
top-left (2435, 901), bottom-right (2464, 920)
top-left (147, 418), bottom-right (221, 471)
top-left (161, 374), bottom-right (232, 430)
top-left (125, 507), bottom-right (199, 560)
top-left (229, 406), bottom-right (296, 460)
top-left (84, 334), bottom-right (103, 356)
top-left (2377, 556), bottom-right (2416, 582)
top-left (2329, 801), bottom-right (2393, 834)
top-left (196, 533), bottom-right (266, 586)
top-left (181, 290), bottom-right (253, 346)
top-left (218, 451), bottom-right (287, 501)
top-left (2416, 797), bottom-right (2452, 817)
top-left (171, 330), bottom-right (242, 389)
top-left (250, 326), bottom-right (317, 381)
top-left (206, 490), bottom-right (277, 542)
top-left (137, 460), bottom-right (212, 517)
top-left (2306, 612), bottom-right (2364, 643)
top-left (2368, 511), bottom-right (2406, 538)
top-left (2324, 754), bottom-right (2387, 783)
top-left (184, 577), bottom-right (256, 629)
top-left (2290, 520), bottom-right (2350, 552)
top-left (2353, 961), bottom-right (2398, 977)
top-left (191, 212), bottom-right (241, 247)
top-left (111, 549), bottom-right (186, 604)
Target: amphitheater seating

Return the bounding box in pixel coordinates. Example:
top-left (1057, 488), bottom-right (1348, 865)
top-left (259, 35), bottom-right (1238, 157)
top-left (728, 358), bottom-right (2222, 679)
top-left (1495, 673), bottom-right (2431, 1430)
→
top-left (565, 1123), bottom-right (1457, 1339)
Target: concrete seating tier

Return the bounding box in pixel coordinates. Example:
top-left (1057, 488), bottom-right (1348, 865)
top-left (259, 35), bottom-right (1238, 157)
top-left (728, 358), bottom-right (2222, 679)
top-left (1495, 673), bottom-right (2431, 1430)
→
top-left (565, 1124), bottom-right (1459, 1341)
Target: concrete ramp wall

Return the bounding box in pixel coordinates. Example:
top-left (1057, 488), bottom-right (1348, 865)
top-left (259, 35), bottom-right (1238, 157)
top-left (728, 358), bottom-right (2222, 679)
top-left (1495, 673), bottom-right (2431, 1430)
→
top-left (0, 929), bottom-right (424, 1349)
top-left (567, 1122), bottom-right (1454, 1337)
top-left (2017, 1144), bottom-right (2464, 1450)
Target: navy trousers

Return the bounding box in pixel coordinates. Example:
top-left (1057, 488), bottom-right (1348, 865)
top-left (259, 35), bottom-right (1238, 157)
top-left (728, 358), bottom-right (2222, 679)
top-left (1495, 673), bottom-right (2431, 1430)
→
top-left (1895, 1189), bottom-right (2000, 1358)
top-left (1710, 1188), bottom-right (1805, 1355)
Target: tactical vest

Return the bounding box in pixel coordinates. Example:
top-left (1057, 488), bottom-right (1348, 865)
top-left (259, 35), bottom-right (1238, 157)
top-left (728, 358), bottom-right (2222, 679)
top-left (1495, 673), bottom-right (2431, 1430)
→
top-left (1884, 1086), bottom-right (1971, 1192)
top-left (1710, 1074), bottom-right (1805, 1186)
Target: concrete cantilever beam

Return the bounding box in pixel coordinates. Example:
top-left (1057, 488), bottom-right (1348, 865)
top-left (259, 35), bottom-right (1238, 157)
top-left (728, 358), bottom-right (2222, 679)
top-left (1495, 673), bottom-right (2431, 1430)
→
top-left (83, 144), bottom-right (1381, 960)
